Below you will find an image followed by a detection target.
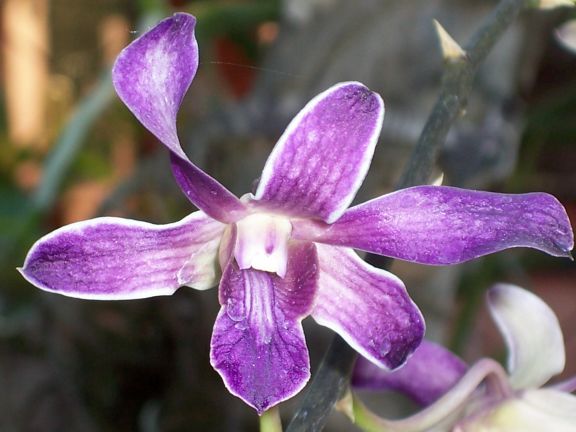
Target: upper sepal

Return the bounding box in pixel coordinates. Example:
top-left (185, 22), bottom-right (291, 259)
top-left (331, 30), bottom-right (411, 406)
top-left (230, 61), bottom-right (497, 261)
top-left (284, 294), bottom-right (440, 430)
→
top-left (255, 82), bottom-right (384, 223)
top-left (112, 13), bottom-right (197, 157)
top-left (112, 13), bottom-right (246, 223)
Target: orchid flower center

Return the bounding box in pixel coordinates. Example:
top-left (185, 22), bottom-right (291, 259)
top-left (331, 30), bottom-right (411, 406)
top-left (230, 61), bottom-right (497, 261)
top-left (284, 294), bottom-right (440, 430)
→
top-left (233, 213), bottom-right (292, 277)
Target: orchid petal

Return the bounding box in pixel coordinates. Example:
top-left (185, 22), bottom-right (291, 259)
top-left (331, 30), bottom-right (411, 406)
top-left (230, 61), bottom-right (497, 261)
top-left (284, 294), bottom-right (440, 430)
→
top-left (112, 13), bottom-right (196, 159)
top-left (556, 19), bottom-right (576, 55)
top-left (352, 340), bottom-right (468, 406)
top-left (255, 82), bottom-right (384, 223)
top-left (487, 284), bottom-right (565, 389)
top-left (170, 154), bottom-right (246, 223)
top-left (294, 186), bottom-right (574, 265)
top-left (312, 244), bottom-right (424, 370)
top-left (20, 213), bottom-right (224, 299)
top-left (461, 389), bottom-right (576, 432)
top-left (112, 13), bottom-right (245, 223)
top-left (210, 242), bottom-right (318, 414)
top-left (352, 359), bottom-right (510, 432)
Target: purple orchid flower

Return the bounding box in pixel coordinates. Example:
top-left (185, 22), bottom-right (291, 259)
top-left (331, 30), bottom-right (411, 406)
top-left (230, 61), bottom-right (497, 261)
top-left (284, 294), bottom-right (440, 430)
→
top-left (19, 13), bottom-right (574, 414)
top-left (351, 284), bottom-right (576, 431)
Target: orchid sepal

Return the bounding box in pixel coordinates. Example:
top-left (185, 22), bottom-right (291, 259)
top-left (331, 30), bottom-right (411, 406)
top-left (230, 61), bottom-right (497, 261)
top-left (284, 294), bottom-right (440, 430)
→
top-left (112, 13), bottom-right (246, 223)
top-left (293, 186), bottom-right (574, 265)
top-left (19, 212), bottom-right (224, 300)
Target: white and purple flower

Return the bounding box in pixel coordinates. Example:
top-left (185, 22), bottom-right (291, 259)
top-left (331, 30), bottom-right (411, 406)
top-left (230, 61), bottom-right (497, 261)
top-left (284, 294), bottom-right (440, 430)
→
top-left (352, 284), bottom-right (576, 431)
top-left (19, 14), bottom-right (573, 414)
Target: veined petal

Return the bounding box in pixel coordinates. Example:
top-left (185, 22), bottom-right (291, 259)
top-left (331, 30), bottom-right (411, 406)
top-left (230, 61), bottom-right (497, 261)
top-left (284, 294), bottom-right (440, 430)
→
top-left (294, 186), bottom-right (574, 265)
top-left (19, 213), bottom-right (224, 299)
top-left (255, 82), bottom-right (384, 223)
top-left (170, 154), bottom-right (247, 223)
top-left (112, 13), bottom-right (196, 159)
top-left (352, 340), bottom-right (467, 406)
top-left (487, 284), bottom-right (565, 389)
top-left (312, 244), bottom-right (424, 370)
top-left (112, 13), bottom-right (245, 223)
top-left (210, 242), bottom-right (318, 414)
top-left (460, 389), bottom-right (576, 432)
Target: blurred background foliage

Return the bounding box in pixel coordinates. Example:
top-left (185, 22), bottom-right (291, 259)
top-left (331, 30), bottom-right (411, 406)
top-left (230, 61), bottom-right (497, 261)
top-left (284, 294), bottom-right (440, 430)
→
top-left (0, 0), bottom-right (575, 430)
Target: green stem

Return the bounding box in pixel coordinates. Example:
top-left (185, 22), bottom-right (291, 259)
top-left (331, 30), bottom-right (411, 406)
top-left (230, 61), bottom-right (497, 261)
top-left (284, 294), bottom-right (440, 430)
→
top-left (260, 406), bottom-right (283, 432)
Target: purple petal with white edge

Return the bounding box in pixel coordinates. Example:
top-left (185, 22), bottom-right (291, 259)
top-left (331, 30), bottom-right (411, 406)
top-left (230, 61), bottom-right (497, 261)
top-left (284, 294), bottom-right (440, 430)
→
top-left (112, 13), bottom-right (245, 223)
top-left (294, 186), bottom-right (574, 265)
top-left (488, 284), bottom-right (565, 389)
top-left (255, 82), bottom-right (384, 223)
top-left (210, 241), bottom-right (318, 413)
top-left (352, 340), bottom-right (468, 406)
top-left (312, 244), bottom-right (424, 370)
top-left (170, 154), bottom-right (246, 223)
top-left (20, 212), bottom-right (224, 299)
top-left (112, 13), bottom-right (196, 158)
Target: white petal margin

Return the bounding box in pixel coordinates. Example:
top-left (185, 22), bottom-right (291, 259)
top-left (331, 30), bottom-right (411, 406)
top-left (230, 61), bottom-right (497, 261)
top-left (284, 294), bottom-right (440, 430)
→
top-left (462, 389), bottom-right (576, 432)
top-left (312, 244), bottom-right (424, 370)
top-left (487, 284), bottom-right (566, 389)
top-left (20, 212), bottom-right (225, 300)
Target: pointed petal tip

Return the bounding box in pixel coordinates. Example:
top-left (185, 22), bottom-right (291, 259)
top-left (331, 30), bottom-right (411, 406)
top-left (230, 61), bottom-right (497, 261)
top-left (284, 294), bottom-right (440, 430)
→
top-left (550, 231), bottom-right (574, 259)
top-left (171, 11), bottom-right (197, 24)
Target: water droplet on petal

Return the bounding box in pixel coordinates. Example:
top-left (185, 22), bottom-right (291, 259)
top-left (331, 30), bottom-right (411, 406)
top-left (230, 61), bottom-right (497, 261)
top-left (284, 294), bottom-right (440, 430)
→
top-left (380, 340), bottom-right (391, 358)
top-left (234, 321), bottom-right (248, 331)
top-left (226, 297), bottom-right (246, 321)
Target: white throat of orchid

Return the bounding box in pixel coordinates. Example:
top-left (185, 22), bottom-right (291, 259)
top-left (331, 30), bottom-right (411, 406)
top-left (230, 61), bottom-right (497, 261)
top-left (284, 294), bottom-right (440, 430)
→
top-left (233, 213), bottom-right (292, 278)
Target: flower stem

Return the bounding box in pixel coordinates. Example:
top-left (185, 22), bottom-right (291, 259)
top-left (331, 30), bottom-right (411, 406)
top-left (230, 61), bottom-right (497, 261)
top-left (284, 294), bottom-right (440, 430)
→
top-left (286, 335), bottom-right (357, 431)
top-left (260, 406), bottom-right (283, 432)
